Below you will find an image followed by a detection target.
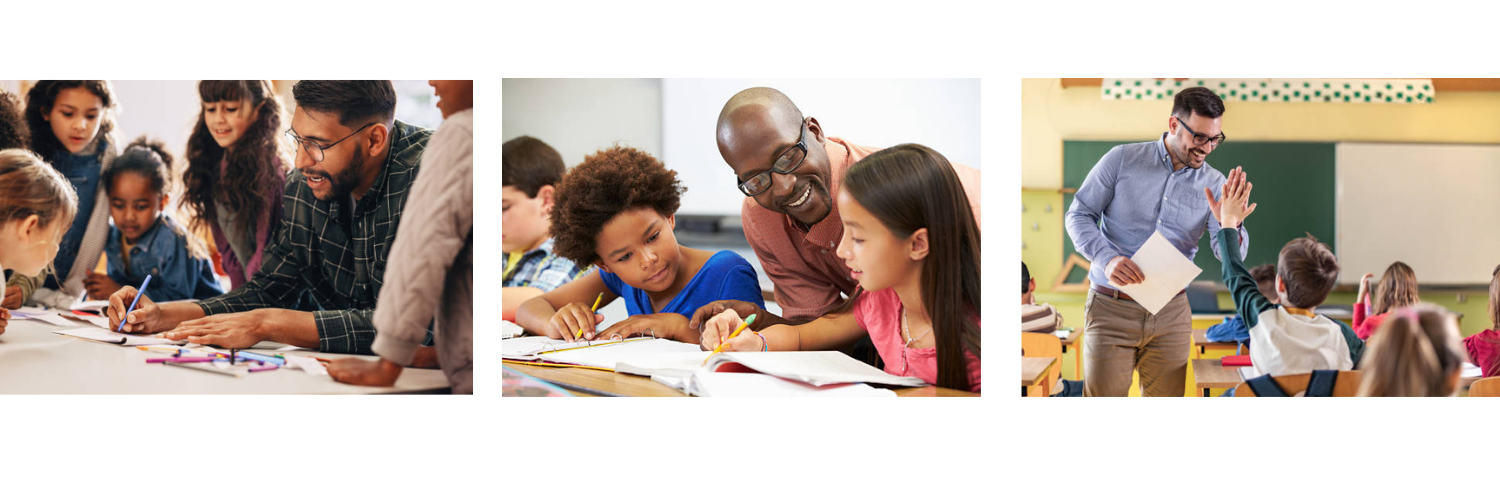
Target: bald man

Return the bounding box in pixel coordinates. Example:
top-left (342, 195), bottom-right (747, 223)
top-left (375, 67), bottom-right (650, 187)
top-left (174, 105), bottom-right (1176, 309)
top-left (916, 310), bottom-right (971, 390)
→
top-left (688, 87), bottom-right (981, 337)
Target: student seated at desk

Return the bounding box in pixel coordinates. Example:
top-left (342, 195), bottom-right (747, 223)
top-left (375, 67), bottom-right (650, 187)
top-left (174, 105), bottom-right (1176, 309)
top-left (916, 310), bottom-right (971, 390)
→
top-left (1464, 264), bottom-right (1500, 378)
top-left (1357, 304), bottom-right (1465, 397)
top-left (502, 136), bottom-right (588, 322)
top-left (1204, 264), bottom-right (1277, 343)
top-left (514, 146), bottom-right (763, 345)
top-left (1207, 169), bottom-right (1361, 386)
top-left (0, 149), bottom-right (78, 335)
top-left (1021, 262), bottom-right (1062, 333)
top-left (1354, 262), bottom-right (1419, 341)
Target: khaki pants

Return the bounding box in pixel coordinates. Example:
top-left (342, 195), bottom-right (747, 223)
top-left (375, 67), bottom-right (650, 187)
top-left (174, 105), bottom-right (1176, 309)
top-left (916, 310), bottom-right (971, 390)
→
top-left (1082, 290), bottom-right (1192, 397)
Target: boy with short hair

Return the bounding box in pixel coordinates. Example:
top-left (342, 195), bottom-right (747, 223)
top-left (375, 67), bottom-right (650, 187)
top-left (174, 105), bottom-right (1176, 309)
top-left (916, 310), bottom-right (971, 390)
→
top-left (502, 136), bottom-right (586, 321)
top-left (1208, 172), bottom-right (1362, 380)
top-left (1204, 264), bottom-right (1278, 343)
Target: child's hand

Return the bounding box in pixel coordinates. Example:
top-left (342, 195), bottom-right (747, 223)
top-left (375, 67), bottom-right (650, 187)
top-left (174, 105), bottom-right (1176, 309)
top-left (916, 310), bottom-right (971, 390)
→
top-left (597, 313), bottom-right (689, 343)
top-left (1358, 273), bottom-right (1375, 302)
top-left (1204, 166), bottom-right (1256, 229)
top-left (2, 286), bottom-right (21, 309)
top-left (84, 272), bottom-right (123, 300)
top-left (699, 309), bottom-right (762, 352)
top-left (547, 301), bottom-right (605, 342)
top-left (0, 308), bottom-right (9, 336)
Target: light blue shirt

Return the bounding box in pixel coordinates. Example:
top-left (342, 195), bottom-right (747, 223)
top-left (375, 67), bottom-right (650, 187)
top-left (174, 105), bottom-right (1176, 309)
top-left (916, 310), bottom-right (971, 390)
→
top-left (1065, 133), bottom-right (1249, 291)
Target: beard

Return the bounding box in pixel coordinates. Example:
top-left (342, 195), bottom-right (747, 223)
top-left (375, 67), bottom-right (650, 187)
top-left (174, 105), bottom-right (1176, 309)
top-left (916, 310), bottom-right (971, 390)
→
top-left (309, 147), bottom-right (366, 201)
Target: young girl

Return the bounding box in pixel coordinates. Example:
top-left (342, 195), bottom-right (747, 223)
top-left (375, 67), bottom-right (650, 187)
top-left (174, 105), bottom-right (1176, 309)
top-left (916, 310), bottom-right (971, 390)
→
top-left (84, 137), bottom-right (223, 302)
top-left (1354, 262), bottom-right (1419, 340)
top-left (23, 80), bottom-right (118, 309)
top-left (514, 146), bottom-right (763, 344)
top-left (1464, 264), bottom-right (1500, 378)
top-left (1357, 304), bottom-right (1466, 397)
top-left (1, 88), bottom-right (34, 310)
top-left (702, 144), bottom-right (982, 392)
top-left (0, 149), bottom-right (79, 335)
top-left (181, 80), bottom-right (289, 290)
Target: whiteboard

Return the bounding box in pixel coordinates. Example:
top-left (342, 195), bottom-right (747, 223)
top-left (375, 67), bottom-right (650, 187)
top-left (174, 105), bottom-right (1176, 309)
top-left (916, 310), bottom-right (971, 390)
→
top-left (662, 78), bottom-right (980, 216)
top-left (1336, 142), bottom-right (1500, 285)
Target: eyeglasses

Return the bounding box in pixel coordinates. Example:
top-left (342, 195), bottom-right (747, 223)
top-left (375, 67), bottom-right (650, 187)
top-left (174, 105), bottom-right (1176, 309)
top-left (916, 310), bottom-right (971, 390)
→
top-left (285, 122), bottom-right (376, 163)
top-left (1175, 116), bottom-right (1227, 147)
top-left (737, 118), bottom-right (809, 197)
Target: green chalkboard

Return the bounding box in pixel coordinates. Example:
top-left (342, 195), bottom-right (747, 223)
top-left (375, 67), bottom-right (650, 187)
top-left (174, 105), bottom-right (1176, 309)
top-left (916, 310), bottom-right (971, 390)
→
top-left (1062, 140), bottom-right (1336, 284)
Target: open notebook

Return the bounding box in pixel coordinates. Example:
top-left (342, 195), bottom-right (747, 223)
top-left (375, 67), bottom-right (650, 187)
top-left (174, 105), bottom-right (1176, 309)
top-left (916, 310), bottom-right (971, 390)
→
top-left (618, 351), bottom-right (926, 388)
top-left (501, 336), bottom-right (670, 361)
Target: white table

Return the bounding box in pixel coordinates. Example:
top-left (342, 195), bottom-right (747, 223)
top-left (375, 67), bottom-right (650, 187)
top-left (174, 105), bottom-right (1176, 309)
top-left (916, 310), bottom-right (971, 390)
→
top-left (0, 313), bottom-right (450, 394)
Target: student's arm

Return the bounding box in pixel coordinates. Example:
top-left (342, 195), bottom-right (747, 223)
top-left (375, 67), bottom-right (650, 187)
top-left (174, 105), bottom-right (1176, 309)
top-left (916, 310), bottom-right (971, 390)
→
top-left (503, 286), bottom-right (545, 322)
top-left (514, 271), bottom-right (618, 342)
top-left (1353, 273), bottom-right (1373, 328)
top-left (699, 308), bottom-right (864, 353)
top-left (5, 271), bottom-right (40, 308)
top-left (1205, 173), bottom-right (1250, 263)
top-left (1208, 167), bottom-right (1272, 327)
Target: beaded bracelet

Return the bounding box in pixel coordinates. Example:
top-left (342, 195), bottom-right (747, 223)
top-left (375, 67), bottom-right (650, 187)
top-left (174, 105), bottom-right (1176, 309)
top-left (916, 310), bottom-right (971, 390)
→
top-left (754, 332), bottom-right (768, 352)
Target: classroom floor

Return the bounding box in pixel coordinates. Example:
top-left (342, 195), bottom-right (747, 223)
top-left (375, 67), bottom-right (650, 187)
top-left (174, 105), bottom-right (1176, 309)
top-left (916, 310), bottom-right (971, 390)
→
top-left (1053, 344), bottom-right (1232, 397)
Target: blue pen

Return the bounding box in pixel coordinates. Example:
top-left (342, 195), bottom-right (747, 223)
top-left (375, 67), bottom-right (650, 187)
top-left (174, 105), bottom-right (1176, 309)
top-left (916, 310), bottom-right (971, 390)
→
top-left (117, 275), bottom-right (152, 332)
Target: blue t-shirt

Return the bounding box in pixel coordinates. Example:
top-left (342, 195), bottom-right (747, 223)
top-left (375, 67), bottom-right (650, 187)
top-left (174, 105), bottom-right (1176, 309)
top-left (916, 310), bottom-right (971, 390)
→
top-left (598, 250), bottom-right (763, 317)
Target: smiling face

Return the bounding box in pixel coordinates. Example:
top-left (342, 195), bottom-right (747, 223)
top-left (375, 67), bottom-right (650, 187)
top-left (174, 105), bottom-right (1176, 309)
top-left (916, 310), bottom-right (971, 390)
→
top-left (44, 87), bottom-right (104, 154)
top-left (289, 107), bottom-right (371, 202)
top-left (428, 80), bottom-right (473, 118)
top-left (593, 207), bottom-right (682, 293)
top-left (719, 106), bottom-right (834, 227)
top-left (203, 98), bottom-right (260, 150)
top-left (107, 171), bottom-right (164, 245)
top-left (834, 189), bottom-right (922, 292)
top-left (1166, 112), bottom-right (1222, 168)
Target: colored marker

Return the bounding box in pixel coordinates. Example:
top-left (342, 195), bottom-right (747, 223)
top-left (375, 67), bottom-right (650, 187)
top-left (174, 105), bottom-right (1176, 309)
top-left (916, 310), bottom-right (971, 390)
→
top-left (234, 351), bottom-right (286, 366)
top-left (117, 275), bottom-right (152, 332)
top-left (147, 356), bottom-right (219, 363)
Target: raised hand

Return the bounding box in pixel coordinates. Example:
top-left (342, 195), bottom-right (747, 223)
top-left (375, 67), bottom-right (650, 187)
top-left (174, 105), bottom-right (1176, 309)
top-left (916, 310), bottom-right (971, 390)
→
top-left (1204, 166), bottom-right (1257, 229)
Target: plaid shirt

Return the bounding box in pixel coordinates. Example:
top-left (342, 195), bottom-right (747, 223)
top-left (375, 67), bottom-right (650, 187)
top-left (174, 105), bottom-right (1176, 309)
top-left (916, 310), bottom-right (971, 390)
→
top-left (198, 120), bottom-right (431, 354)
top-left (503, 238), bottom-right (588, 292)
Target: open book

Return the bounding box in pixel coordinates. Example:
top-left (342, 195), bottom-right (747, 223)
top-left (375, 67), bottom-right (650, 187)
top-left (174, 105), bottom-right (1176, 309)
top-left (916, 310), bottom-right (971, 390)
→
top-left (501, 336), bottom-right (670, 361)
top-left (618, 351), bottom-right (926, 397)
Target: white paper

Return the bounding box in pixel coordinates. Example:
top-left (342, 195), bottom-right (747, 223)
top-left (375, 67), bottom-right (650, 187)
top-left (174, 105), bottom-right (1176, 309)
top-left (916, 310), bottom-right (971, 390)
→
top-left (69, 299), bottom-right (110, 311)
top-left (1053, 329), bottom-right (1071, 339)
top-left (689, 372), bottom-right (897, 397)
top-left (501, 320), bottom-right (524, 339)
top-left (286, 356), bottom-right (329, 377)
top-left (60, 312), bottom-right (110, 328)
top-left (1463, 362), bottom-right (1483, 379)
top-left (19, 313), bottom-right (78, 327)
top-left (535, 338), bottom-right (703, 370)
top-left (276, 344), bottom-right (312, 352)
top-left (501, 336), bottom-right (639, 360)
top-left (703, 351), bottom-right (928, 387)
top-left (1111, 231), bottom-right (1203, 315)
top-left (55, 327), bottom-right (184, 346)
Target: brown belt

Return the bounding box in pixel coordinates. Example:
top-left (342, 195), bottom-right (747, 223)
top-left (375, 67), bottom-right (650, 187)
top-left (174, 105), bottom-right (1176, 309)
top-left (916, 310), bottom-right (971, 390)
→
top-left (1091, 284), bottom-right (1186, 302)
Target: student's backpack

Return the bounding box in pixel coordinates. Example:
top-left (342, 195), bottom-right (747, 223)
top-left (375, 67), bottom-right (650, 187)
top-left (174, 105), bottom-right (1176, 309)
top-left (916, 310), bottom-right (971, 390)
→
top-left (1243, 370), bottom-right (1341, 397)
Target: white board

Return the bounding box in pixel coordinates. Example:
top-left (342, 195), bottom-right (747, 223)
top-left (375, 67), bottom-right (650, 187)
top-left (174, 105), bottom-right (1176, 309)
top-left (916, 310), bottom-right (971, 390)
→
top-left (1336, 142), bottom-right (1500, 285)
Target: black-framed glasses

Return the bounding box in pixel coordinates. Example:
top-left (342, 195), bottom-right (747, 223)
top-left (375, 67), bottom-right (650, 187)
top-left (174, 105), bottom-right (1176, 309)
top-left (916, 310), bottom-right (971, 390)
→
top-left (285, 122), bottom-right (376, 163)
top-left (1175, 116), bottom-right (1226, 147)
top-left (737, 118), bottom-right (809, 197)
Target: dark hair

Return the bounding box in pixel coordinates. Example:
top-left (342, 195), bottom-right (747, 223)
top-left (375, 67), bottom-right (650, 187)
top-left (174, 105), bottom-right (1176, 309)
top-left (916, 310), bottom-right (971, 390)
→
top-left (0, 89), bottom-right (28, 150)
top-left (182, 80), bottom-right (289, 235)
top-left (549, 146), bottom-right (685, 265)
top-left (1374, 261), bottom-right (1419, 315)
top-left (844, 144), bottom-right (981, 391)
top-left (291, 80), bottom-right (396, 127)
top-left (1276, 234), bottom-right (1339, 309)
top-left (503, 136), bottom-right (565, 198)
top-left (104, 136), bottom-right (172, 196)
top-left (1249, 264), bottom-right (1277, 299)
top-left (24, 80), bottom-right (117, 159)
top-left (1172, 86), bottom-right (1225, 120)
top-left (1022, 262), bottom-right (1031, 294)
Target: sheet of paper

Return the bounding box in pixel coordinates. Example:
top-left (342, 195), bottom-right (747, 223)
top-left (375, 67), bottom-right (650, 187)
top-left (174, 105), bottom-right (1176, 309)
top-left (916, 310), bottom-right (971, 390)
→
top-left (69, 299), bottom-right (110, 312)
top-left (285, 356), bottom-right (329, 377)
top-left (690, 372), bottom-right (897, 397)
top-left (709, 351), bottom-right (928, 387)
top-left (502, 336), bottom-right (640, 360)
top-left (536, 338), bottom-right (704, 370)
top-left (55, 327), bottom-right (184, 346)
top-left (19, 313), bottom-right (78, 327)
top-left (1111, 230), bottom-right (1203, 315)
top-left (10, 306), bottom-right (51, 318)
top-left (59, 312), bottom-right (110, 328)
top-left (501, 320), bottom-right (524, 339)
top-left (276, 344), bottom-right (312, 352)
top-left (1463, 362), bottom-right (1483, 379)
top-left (1053, 329), bottom-right (1070, 339)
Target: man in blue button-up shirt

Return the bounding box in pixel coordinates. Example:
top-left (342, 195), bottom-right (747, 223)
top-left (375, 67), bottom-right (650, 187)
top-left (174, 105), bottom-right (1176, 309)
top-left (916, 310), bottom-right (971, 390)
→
top-left (1065, 87), bottom-right (1250, 397)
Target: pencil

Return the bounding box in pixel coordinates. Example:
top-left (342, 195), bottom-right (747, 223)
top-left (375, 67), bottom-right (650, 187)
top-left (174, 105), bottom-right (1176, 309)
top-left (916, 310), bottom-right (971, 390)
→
top-left (575, 292), bottom-right (604, 341)
top-left (703, 313), bottom-right (756, 366)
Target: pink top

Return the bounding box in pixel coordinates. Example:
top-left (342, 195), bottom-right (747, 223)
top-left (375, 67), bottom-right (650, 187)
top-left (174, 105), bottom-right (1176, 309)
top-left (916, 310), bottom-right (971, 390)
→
top-left (853, 288), bottom-right (981, 393)
top-left (1464, 329), bottom-right (1500, 378)
top-left (1352, 296), bottom-right (1388, 341)
top-left (741, 137), bottom-right (982, 321)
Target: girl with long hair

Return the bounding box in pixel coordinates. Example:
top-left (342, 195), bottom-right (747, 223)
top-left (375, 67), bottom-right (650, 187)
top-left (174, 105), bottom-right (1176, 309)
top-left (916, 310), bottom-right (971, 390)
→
top-left (1357, 304), bottom-right (1466, 397)
top-left (1354, 261), bottom-right (1420, 340)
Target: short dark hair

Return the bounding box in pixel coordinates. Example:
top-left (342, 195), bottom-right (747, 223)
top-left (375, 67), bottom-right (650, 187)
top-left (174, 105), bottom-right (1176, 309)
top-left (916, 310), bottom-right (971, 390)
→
top-left (1276, 235), bottom-right (1339, 308)
top-left (1250, 264), bottom-right (1277, 298)
top-left (549, 146), bottom-right (685, 265)
top-left (0, 89), bottom-right (28, 150)
top-left (104, 136), bottom-right (173, 196)
top-left (503, 136), bottom-right (565, 198)
top-left (1022, 262), bottom-right (1031, 294)
top-left (1172, 86), bottom-right (1225, 120)
top-left (291, 80), bottom-right (396, 127)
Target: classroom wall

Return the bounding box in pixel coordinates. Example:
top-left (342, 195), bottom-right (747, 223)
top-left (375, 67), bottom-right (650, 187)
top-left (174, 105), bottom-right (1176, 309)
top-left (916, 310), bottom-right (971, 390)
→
top-left (1021, 78), bottom-right (1500, 330)
top-left (501, 78), bottom-right (664, 170)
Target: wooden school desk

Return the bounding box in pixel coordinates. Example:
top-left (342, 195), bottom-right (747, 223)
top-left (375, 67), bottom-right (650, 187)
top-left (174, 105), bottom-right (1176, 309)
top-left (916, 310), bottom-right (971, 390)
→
top-left (0, 315), bottom-right (450, 394)
top-left (1192, 329), bottom-right (1242, 359)
top-left (503, 361), bottom-right (977, 397)
top-left (1058, 329), bottom-right (1084, 379)
top-left (1191, 358), bottom-right (1243, 397)
top-left (1022, 356), bottom-right (1057, 397)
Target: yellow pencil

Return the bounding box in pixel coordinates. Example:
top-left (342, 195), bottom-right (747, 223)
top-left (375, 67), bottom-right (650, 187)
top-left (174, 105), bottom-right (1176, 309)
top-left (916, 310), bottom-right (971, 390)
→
top-left (576, 293), bottom-right (604, 340)
top-left (703, 313), bottom-right (757, 366)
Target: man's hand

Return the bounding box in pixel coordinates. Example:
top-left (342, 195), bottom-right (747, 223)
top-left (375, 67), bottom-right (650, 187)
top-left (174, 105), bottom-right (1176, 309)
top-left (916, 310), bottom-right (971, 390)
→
top-left (1205, 166), bottom-right (1256, 229)
top-left (1106, 256), bottom-right (1145, 286)
top-left (161, 310), bottom-right (271, 348)
top-left (688, 300), bottom-right (762, 332)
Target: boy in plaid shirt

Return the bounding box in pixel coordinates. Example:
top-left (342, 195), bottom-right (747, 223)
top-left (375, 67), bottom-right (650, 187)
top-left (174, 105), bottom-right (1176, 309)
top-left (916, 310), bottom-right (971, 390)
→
top-left (502, 136), bottom-right (586, 321)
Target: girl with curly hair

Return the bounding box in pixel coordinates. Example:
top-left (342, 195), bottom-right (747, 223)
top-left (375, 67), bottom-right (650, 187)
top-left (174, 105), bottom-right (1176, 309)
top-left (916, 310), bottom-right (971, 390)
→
top-left (181, 80), bottom-right (290, 290)
top-left (515, 146), bottom-right (764, 345)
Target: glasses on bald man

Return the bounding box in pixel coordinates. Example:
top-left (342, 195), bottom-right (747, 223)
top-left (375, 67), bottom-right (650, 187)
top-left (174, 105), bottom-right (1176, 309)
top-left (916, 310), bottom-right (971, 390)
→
top-left (737, 117), bottom-right (809, 197)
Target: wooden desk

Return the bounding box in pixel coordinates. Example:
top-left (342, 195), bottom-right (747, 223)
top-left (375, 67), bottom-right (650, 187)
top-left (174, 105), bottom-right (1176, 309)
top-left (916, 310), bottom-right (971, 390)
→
top-left (504, 361), bottom-right (976, 397)
top-left (1192, 329), bottom-right (1243, 359)
top-left (1058, 329), bottom-right (1084, 379)
top-left (1192, 358), bottom-right (1244, 397)
top-left (1022, 357), bottom-right (1057, 397)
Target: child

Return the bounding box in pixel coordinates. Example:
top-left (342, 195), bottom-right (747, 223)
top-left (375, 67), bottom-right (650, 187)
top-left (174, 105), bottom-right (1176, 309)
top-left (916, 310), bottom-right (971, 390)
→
top-left (0, 149), bottom-right (79, 335)
top-left (181, 80), bottom-right (289, 291)
top-left (1206, 168), bottom-right (1362, 381)
top-left (1, 88), bottom-right (39, 310)
top-left (502, 136), bottom-right (587, 321)
top-left (1357, 304), bottom-right (1466, 397)
top-left (1354, 262), bottom-right (1419, 340)
top-left (23, 80), bottom-right (118, 309)
top-left (1464, 264), bottom-right (1500, 378)
top-left (1204, 264), bottom-right (1278, 343)
top-left (1021, 262), bottom-right (1062, 332)
top-left (702, 144), bottom-right (982, 392)
top-left (84, 137), bottom-right (223, 301)
top-left (514, 146), bottom-right (764, 345)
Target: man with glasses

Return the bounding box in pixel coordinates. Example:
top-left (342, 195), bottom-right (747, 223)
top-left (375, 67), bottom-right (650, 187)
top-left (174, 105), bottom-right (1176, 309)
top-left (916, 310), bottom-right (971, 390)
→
top-left (106, 80), bottom-right (435, 356)
top-left (688, 87), bottom-right (981, 350)
top-left (1066, 86), bottom-right (1250, 397)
